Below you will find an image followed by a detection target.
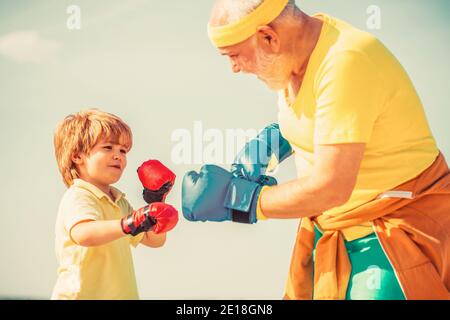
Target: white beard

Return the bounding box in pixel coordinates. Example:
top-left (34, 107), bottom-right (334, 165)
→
top-left (255, 51), bottom-right (290, 91)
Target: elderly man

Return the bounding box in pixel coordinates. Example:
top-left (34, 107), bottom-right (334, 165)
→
top-left (181, 0), bottom-right (450, 300)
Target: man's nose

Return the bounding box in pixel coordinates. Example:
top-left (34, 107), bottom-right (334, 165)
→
top-left (232, 64), bottom-right (241, 73)
top-left (230, 60), bottom-right (241, 73)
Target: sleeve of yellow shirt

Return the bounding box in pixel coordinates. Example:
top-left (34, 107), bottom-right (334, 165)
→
top-left (314, 50), bottom-right (384, 144)
top-left (62, 190), bottom-right (102, 233)
top-left (61, 189), bottom-right (103, 244)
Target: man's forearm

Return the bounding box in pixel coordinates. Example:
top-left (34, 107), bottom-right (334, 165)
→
top-left (259, 176), bottom-right (348, 219)
top-left (71, 220), bottom-right (125, 247)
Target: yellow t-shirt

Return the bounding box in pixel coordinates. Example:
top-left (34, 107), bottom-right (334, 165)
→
top-left (278, 13), bottom-right (439, 240)
top-left (51, 179), bottom-right (144, 300)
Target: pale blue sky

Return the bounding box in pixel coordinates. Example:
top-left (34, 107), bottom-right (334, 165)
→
top-left (0, 0), bottom-right (449, 299)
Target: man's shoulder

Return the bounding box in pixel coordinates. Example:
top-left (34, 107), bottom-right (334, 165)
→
top-left (318, 30), bottom-right (384, 77)
top-left (328, 16), bottom-right (383, 59)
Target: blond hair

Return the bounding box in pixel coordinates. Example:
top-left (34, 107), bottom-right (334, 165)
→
top-left (54, 108), bottom-right (133, 187)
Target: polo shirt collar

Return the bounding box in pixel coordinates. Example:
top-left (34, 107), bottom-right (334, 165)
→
top-left (73, 179), bottom-right (125, 204)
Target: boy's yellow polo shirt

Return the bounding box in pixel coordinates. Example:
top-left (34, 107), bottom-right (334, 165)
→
top-left (278, 13), bottom-right (439, 240)
top-left (52, 179), bottom-right (144, 300)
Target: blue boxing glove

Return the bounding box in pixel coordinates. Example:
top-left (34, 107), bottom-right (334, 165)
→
top-left (231, 123), bottom-right (292, 181)
top-left (231, 123), bottom-right (292, 185)
top-left (182, 165), bottom-right (269, 224)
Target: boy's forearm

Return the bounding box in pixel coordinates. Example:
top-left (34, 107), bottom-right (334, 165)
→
top-left (71, 220), bottom-right (125, 247)
top-left (141, 231), bottom-right (166, 248)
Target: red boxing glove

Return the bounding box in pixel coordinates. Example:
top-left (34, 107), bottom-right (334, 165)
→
top-left (137, 159), bottom-right (176, 204)
top-left (150, 202), bottom-right (179, 234)
top-left (121, 202), bottom-right (178, 236)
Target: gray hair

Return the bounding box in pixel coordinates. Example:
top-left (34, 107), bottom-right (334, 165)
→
top-left (214, 0), bottom-right (297, 26)
top-left (213, 0), bottom-right (298, 25)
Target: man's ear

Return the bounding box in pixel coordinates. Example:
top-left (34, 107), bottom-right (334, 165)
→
top-left (256, 25), bottom-right (281, 53)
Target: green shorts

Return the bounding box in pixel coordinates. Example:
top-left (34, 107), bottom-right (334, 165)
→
top-left (312, 227), bottom-right (406, 300)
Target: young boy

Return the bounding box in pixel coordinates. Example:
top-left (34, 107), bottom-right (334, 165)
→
top-left (52, 109), bottom-right (178, 299)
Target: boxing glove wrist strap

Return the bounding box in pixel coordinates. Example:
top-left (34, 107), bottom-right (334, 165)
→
top-left (225, 178), bottom-right (263, 224)
top-left (121, 205), bottom-right (157, 236)
top-left (143, 181), bottom-right (173, 203)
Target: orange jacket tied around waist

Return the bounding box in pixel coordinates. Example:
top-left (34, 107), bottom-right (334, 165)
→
top-left (284, 152), bottom-right (450, 300)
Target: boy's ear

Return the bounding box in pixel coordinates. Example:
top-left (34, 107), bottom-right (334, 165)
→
top-left (71, 153), bottom-right (84, 165)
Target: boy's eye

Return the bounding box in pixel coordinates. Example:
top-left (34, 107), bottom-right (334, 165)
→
top-left (103, 146), bottom-right (112, 150)
top-left (120, 149), bottom-right (127, 154)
